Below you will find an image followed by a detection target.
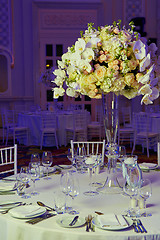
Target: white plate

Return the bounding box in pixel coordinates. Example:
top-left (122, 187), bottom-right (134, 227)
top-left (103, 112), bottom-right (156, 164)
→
top-left (56, 215), bottom-right (85, 228)
top-left (9, 205), bottom-right (46, 219)
top-left (92, 215), bottom-right (133, 231)
top-left (0, 201), bottom-right (22, 210)
top-left (139, 163), bottom-right (158, 171)
top-left (0, 181), bottom-right (16, 192)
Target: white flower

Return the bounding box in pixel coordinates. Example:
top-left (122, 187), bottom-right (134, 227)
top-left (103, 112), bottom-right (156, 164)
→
top-left (148, 43), bottom-right (158, 57)
top-left (149, 87), bottom-right (159, 101)
top-left (53, 87), bottom-right (65, 98)
top-left (57, 60), bottom-right (65, 69)
top-left (133, 40), bottom-right (147, 60)
top-left (139, 53), bottom-right (151, 72)
top-left (82, 48), bottom-right (95, 62)
top-left (138, 84), bottom-right (152, 96)
top-left (138, 64), bottom-right (154, 84)
top-left (77, 59), bottom-right (92, 73)
top-left (54, 77), bottom-right (64, 86)
top-left (141, 94), bottom-right (153, 105)
top-left (66, 87), bottom-right (77, 97)
top-left (75, 38), bottom-right (86, 53)
top-left (53, 68), bottom-right (66, 79)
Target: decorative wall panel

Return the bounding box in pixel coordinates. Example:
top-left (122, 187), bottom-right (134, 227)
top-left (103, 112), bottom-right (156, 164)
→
top-left (124, 0), bottom-right (144, 25)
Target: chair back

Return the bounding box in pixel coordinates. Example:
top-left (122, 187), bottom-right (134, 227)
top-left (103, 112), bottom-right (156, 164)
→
top-left (70, 140), bottom-right (105, 164)
top-left (41, 113), bottom-right (57, 129)
top-left (0, 144), bottom-right (17, 176)
top-left (121, 106), bottom-right (132, 127)
top-left (134, 112), bottom-right (151, 133)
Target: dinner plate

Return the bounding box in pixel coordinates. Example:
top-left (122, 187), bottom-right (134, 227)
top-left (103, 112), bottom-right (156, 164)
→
top-left (0, 201), bottom-right (22, 210)
top-left (56, 165), bottom-right (72, 170)
top-left (139, 163), bottom-right (158, 171)
top-left (0, 181), bottom-right (16, 192)
top-left (92, 215), bottom-right (133, 231)
top-left (56, 215), bottom-right (85, 228)
top-left (9, 205), bottom-right (46, 219)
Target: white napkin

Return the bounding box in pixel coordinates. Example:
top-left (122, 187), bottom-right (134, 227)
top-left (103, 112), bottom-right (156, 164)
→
top-left (97, 214), bottom-right (127, 227)
top-left (9, 205), bottom-right (45, 218)
top-left (0, 181), bottom-right (15, 191)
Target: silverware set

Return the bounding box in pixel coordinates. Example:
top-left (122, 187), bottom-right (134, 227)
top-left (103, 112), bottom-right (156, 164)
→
top-left (132, 219), bottom-right (147, 233)
top-left (85, 215), bottom-right (95, 232)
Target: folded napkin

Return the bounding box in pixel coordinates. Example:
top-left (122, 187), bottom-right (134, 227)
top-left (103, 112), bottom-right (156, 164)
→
top-left (9, 205), bottom-right (45, 218)
top-left (97, 214), bottom-right (127, 227)
top-left (0, 181), bottom-right (15, 191)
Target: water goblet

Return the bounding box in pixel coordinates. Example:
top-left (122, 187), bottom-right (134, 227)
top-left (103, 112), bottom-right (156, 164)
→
top-left (29, 162), bottom-right (40, 195)
top-left (31, 153), bottom-right (41, 166)
top-left (68, 173), bottom-right (80, 215)
top-left (67, 148), bottom-right (76, 172)
top-left (123, 182), bottom-right (139, 217)
top-left (83, 154), bottom-right (99, 196)
top-left (18, 166), bottom-right (31, 199)
top-left (75, 146), bottom-right (86, 173)
top-left (117, 146), bottom-right (126, 163)
top-left (42, 151), bottom-right (53, 180)
top-left (60, 171), bottom-right (72, 212)
top-left (138, 178), bottom-right (152, 217)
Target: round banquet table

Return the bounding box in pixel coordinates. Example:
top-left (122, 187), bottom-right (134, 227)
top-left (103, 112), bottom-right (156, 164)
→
top-left (0, 167), bottom-right (160, 240)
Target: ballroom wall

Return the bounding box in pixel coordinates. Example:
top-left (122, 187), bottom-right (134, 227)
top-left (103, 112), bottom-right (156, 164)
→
top-left (0, 0), bottom-right (160, 123)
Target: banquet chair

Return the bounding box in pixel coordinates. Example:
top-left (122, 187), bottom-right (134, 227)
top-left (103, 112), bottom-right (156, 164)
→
top-left (5, 110), bottom-right (29, 146)
top-left (65, 110), bottom-right (87, 144)
top-left (70, 140), bottom-right (106, 165)
top-left (131, 112), bottom-right (159, 158)
top-left (0, 144), bottom-right (17, 177)
top-left (87, 105), bottom-right (104, 140)
top-left (40, 113), bottom-right (59, 149)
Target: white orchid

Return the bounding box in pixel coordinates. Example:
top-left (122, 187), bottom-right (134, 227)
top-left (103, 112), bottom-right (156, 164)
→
top-left (149, 87), bottom-right (159, 100)
top-left (133, 40), bottom-right (147, 60)
top-left (66, 87), bottom-right (77, 97)
top-left (77, 59), bottom-right (92, 73)
top-left (53, 87), bottom-right (65, 99)
top-left (139, 53), bottom-right (151, 72)
top-left (138, 64), bottom-right (155, 84)
top-left (82, 48), bottom-right (95, 62)
top-left (141, 94), bottom-right (153, 105)
top-left (53, 68), bottom-right (66, 79)
top-left (75, 38), bottom-right (86, 53)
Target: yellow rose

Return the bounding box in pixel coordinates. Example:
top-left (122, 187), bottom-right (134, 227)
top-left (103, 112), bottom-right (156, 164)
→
top-left (124, 73), bottom-right (135, 86)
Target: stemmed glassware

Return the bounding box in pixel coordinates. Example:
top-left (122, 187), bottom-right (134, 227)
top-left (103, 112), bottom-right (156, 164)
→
top-left (67, 148), bottom-right (76, 172)
top-left (42, 151), bottom-right (53, 180)
top-left (29, 162), bottom-right (40, 195)
top-left (18, 166), bottom-right (31, 199)
top-left (68, 173), bottom-right (80, 215)
top-left (60, 171), bottom-right (72, 212)
top-left (83, 154), bottom-right (99, 196)
top-left (30, 153), bottom-right (41, 179)
top-left (75, 146), bottom-right (86, 173)
top-left (138, 179), bottom-right (152, 217)
top-left (117, 146), bottom-right (126, 163)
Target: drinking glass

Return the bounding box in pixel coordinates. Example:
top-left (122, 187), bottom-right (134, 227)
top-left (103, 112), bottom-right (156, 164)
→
top-left (68, 173), bottom-right (80, 215)
top-left (117, 146), bottom-right (126, 163)
top-left (83, 154), bottom-right (99, 196)
top-left (92, 154), bottom-right (103, 187)
top-left (67, 148), bottom-right (76, 172)
top-left (42, 151), bottom-right (53, 180)
top-left (31, 153), bottom-right (41, 167)
top-left (138, 179), bottom-right (152, 217)
top-left (60, 171), bottom-right (72, 212)
top-left (29, 162), bottom-right (40, 195)
top-left (18, 166), bottom-right (31, 199)
top-left (123, 182), bottom-right (139, 217)
top-left (75, 146), bottom-right (86, 173)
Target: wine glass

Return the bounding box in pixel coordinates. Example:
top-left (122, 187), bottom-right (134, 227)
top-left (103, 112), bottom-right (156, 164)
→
top-left (42, 151), bottom-right (53, 180)
top-left (31, 153), bottom-right (40, 167)
top-left (83, 154), bottom-right (99, 196)
top-left (68, 173), bottom-right (80, 215)
top-left (117, 146), bottom-right (126, 163)
top-left (91, 154), bottom-right (103, 187)
top-left (60, 171), bottom-right (72, 212)
top-left (75, 146), bottom-right (86, 173)
top-left (67, 148), bottom-right (76, 172)
top-left (123, 182), bottom-right (139, 217)
top-left (18, 166), bottom-right (31, 199)
top-left (29, 162), bottom-right (40, 195)
top-left (138, 179), bottom-right (152, 217)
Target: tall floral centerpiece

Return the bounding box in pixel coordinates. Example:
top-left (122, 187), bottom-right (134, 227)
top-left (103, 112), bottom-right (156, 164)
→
top-left (52, 20), bottom-right (160, 193)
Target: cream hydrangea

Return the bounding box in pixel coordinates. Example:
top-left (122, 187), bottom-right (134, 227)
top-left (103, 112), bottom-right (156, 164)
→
top-left (53, 21), bottom-right (160, 104)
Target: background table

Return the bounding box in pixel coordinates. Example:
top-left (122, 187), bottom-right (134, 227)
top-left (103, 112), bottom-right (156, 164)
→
top-left (0, 167), bottom-right (160, 240)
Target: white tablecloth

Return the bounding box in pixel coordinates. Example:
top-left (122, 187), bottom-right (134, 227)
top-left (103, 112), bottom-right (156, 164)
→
top-left (0, 167), bottom-right (160, 240)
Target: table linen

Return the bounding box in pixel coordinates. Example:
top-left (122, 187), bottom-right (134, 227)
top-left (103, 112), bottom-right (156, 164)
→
top-left (0, 168), bottom-right (160, 240)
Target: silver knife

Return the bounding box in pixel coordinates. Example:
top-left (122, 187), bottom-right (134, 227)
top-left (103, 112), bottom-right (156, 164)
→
top-left (137, 219), bottom-right (147, 233)
top-left (69, 216), bottom-right (79, 226)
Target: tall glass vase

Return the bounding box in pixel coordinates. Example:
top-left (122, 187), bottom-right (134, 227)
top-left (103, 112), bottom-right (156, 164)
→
top-left (97, 93), bottom-right (121, 194)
